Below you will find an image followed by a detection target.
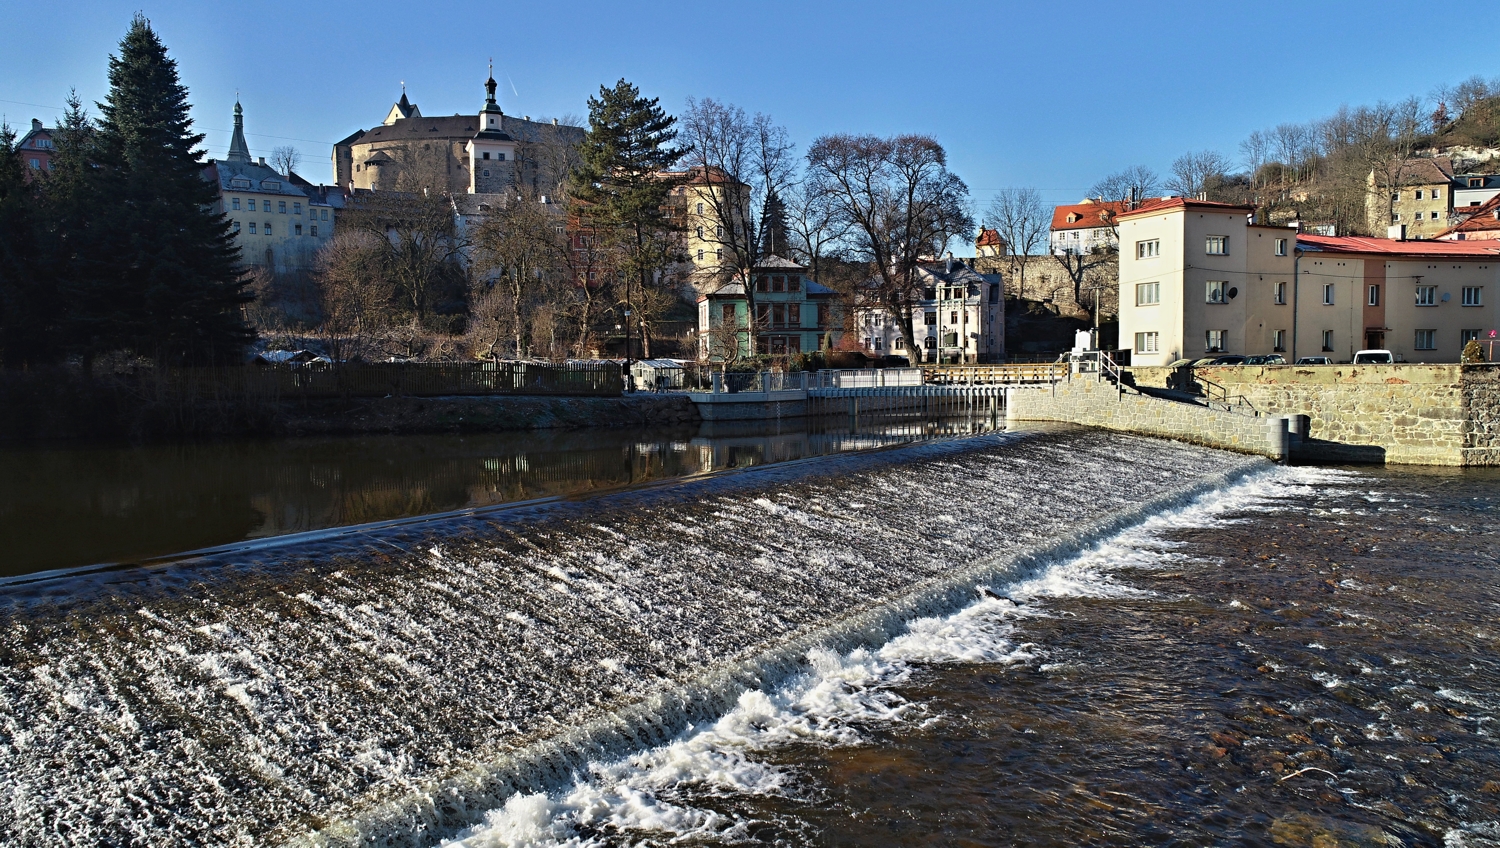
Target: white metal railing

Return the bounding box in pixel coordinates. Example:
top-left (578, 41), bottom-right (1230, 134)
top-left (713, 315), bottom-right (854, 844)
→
top-left (809, 368), bottom-right (924, 389)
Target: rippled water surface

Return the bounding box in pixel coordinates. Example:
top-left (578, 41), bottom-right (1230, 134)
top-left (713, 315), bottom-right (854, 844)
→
top-left (452, 465), bottom-right (1500, 848)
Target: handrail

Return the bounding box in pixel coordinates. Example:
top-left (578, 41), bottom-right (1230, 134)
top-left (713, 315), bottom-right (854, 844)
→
top-left (1195, 374), bottom-right (1259, 416)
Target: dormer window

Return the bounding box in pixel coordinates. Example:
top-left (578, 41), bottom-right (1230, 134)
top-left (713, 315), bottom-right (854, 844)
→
top-left (1066, 213), bottom-right (1080, 223)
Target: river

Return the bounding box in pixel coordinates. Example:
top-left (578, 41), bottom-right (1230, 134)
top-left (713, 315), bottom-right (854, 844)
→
top-left (1, 428), bottom-right (1496, 847)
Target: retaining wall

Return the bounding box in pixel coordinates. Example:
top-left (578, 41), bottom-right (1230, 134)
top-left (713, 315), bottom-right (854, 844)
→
top-left (1007, 374), bottom-right (1286, 459)
top-left (1130, 364), bottom-right (1500, 465)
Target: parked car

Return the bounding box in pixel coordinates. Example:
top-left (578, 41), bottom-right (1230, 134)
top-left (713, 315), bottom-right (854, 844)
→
top-left (1295, 356), bottom-right (1333, 365)
top-left (1243, 355), bottom-right (1286, 365)
top-left (1207, 354), bottom-right (1247, 365)
top-left (1352, 349), bottom-right (1394, 364)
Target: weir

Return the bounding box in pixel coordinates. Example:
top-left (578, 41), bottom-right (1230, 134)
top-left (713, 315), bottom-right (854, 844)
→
top-left (0, 429), bottom-right (1263, 847)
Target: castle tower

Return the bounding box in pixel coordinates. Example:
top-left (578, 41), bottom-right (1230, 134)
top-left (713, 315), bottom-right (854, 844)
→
top-left (465, 65), bottom-right (517, 194)
top-left (227, 100), bottom-right (252, 163)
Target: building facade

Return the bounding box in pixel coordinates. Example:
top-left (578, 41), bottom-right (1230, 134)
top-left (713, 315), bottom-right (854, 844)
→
top-left (333, 75), bottom-right (583, 198)
top-left (203, 101), bottom-right (341, 274)
top-left (1119, 197), bottom-right (1500, 364)
top-left (1367, 157), bottom-right (1456, 238)
top-left (697, 257), bottom-right (841, 360)
top-left (14, 119), bottom-right (54, 174)
top-left (1050, 199), bottom-right (1125, 255)
top-left (854, 259), bottom-right (1005, 363)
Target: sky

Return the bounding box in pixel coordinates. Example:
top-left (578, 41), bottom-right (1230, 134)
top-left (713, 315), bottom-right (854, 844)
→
top-left (3, 0), bottom-right (1496, 215)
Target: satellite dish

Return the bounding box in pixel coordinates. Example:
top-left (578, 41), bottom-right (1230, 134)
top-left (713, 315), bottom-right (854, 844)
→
top-left (1441, 292), bottom-right (1451, 302)
top-left (1227, 286), bottom-right (1239, 299)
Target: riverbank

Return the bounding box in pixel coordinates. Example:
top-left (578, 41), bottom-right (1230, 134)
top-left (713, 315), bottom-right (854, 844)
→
top-left (0, 368), bottom-right (698, 443)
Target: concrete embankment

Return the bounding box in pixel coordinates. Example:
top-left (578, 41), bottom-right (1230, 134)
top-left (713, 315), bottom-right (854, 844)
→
top-left (1131, 363), bottom-right (1500, 466)
top-left (277, 393), bottom-right (699, 436)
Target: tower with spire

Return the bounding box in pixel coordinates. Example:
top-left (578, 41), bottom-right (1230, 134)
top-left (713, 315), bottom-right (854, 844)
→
top-left (227, 99), bottom-right (252, 163)
top-left (466, 64), bottom-right (517, 194)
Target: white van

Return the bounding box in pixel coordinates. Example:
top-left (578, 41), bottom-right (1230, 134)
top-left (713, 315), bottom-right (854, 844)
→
top-left (1352, 349), bottom-right (1394, 364)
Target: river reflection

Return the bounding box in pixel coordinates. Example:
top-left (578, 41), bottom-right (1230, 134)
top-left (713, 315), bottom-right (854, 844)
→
top-left (0, 413), bottom-right (997, 576)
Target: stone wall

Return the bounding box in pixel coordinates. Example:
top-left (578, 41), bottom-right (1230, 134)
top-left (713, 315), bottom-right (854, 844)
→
top-left (1128, 363), bottom-right (1500, 466)
top-left (1007, 374), bottom-right (1286, 459)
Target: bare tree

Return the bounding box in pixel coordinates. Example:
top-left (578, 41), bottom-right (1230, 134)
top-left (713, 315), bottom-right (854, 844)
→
top-left (678, 98), bottom-right (796, 324)
top-left (1088, 165), bottom-right (1161, 205)
top-left (314, 231), bottom-right (395, 362)
top-left (270, 145), bottom-right (300, 176)
top-left (806, 133), bottom-right (974, 364)
top-left (783, 176), bottom-right (849, 283)
top-left (984, 187), bottom-right (1048, 299)
top-left (1166, 150), bottom-right (1234, 199)
top-left (1240, 130), bottom-right (1270, 188)
top-left (473, 193), bottom-right (564, 358)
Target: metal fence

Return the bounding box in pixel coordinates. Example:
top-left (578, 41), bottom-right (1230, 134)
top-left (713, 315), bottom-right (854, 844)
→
top-left (150, 361), bottom-right (624, 400)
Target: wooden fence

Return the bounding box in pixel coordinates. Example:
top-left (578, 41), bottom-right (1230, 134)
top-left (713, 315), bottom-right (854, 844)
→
top-left (148, 361), bottom-right (624, 400)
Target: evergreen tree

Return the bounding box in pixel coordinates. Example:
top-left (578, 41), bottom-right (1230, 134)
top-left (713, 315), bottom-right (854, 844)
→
top-left (0, 121), bottom-right (47, 366)
top-left (40, 92), bottom-right (103, 366)
top-left (570, 79), bottom-right (687, 360)
top-left (758, 186), bottom-right (790, 258)
top-left (91, 14), bottom-right (251, 365)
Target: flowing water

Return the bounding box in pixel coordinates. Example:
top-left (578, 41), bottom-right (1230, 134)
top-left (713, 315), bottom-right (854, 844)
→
top-left (2, 427), bottom-right (1496, 848)
top-left (445, 464), bottom-right (1500, 848)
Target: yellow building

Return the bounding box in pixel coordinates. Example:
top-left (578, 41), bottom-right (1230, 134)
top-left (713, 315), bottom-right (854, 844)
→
top-left (665, 166), bottom-right (752, 297)
top-left (204, 101), bottom-right (338, 274)
top-left (1366, 157), bottom-right (1454, 239)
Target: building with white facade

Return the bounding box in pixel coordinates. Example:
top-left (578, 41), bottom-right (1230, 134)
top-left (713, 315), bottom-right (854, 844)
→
top-left (854, 259), bottom-right (1005, 363)
top-left (1119, 197), bottom-right (1500, 365)
top-left (1050, 199), bottom-right (1125, 255)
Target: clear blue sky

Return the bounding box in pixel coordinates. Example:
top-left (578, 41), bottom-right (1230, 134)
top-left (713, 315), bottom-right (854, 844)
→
top-left (3, 0), bottom-right (1495, 212)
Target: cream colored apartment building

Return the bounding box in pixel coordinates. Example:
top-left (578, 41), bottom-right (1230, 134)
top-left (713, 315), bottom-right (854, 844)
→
top-left (1118, 198), bottom-right (1295, 364)
top-left (1120, 197), bottom-right (1500, 363)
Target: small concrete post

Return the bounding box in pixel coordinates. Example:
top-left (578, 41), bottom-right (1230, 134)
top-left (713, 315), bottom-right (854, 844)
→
top-left (1289, 414), bottom-right (1310, 441)
top-left (800, 371), bottom-right (809, 391)
top-left (712, 371), bottom-right (722, 394)
top-left (1268, 416), bottom-right (1290, 462)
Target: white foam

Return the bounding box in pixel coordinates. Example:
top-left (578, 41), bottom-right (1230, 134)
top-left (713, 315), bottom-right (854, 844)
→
top-left (443, 465), bottom-right (1333, 847)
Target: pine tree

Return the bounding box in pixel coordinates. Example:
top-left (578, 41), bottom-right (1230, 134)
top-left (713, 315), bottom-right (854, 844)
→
top-left (40, 92), bottom-right (105, 366)
top-left (570, 79), bottom-right (687, 360)
top-left (758, 186), bottom-right (790, 259)
top-left (91, 15), bottom-right (251, 365)
top-left (0, 121), bottom-right (46, 366)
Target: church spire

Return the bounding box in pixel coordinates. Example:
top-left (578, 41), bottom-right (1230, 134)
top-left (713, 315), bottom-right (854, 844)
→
top-left (226, 98), bottom-right (251, 163)
top-left (482, 60), bottom-right (501, 115)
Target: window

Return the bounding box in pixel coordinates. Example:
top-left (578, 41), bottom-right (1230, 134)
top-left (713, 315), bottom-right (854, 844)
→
top-left (1462, 329), bottom-right (1481, 344)
top-left (1273, 329), bottom-right (1286, 352)
top-left (1368, 285), bottom-right (1380, 306)
top-left (696, 202), bottom-right (703, 214)
top-left (321, 209), bottom-right (328, 221)
top-left (923, 287), bottom-right (936, 300)
top-left (989, 283), bottom-right (1000, 304)
top-left (788, 304), bottom-right (801, 326)
top-left (1433, 188), bottom-right (1442, 199)
top-left (788, 276), bottom-right (801, 292)
top-left (28, 157), bottom-right (39, 169)
top-left (1274, 238), bottom-right (1287, 256)
top-left (874, 338), bottom-right (883, 350)
top-left (1392, 213), bottom-right (1401, 223)
top-left (1134, 332), bottom-right (1160, 354)
top-left (231, 197), bottom-right (240, 210)
top-left (264, 222), bottom-right (271, 235)
top-left (924, 311), bottom-right (937, 326)
top-left (1136, 239), bottom-right (1160, 259)
top-left (1415, 329), bottom-right (1436, 350)
top-left (1322, 330), bottom-right (1334, 351)
top-left (721, 304), bottom-right (736, 325)
top-left (715, 249), bottom-right (722, 260)
top-left (772, 304), bottom-right (786, 326)
top-left (294, 224), bottom-right (302, 235)
top-left (497, 153), bottom-right (505, 161)
top-left (715, 225), bottom-right (723, 237)
top-left (1431, 212), bottom-right (1439, 220)
top-left (1415, 190), bottom-right (1424, 200)
top-left (894, 337), bottom-right (904, 350)
top-left (696, 249), bottom-right (704, 261)
top-left (755, 275), bottom-right (769, 293)
top-left (232, 221), bottom-right (240, 231)
top-left (310, 225), bottom-right (318, 237)
top-left (1415, 285), bottom-right (1436, 306)
top-left (482, 151), bottom-right (490, 160)
top-left (293, 202), bottom-right (301, 215)
top-left (482, 169), bottom-right (490, 177)
top-left (248, 199), bottom-right (256, 211)
top-left (950, 310), bottom-right (958, 324)
top-left (1135, 282), bottom-right (1160, 307)
top-left (1470, 178), bottom-right (1483, 188)
top-left (695, 226), bottom-right (703, 239)
top-left (771, 275), bottom-right (785, 293)
top-left (1462, 286), bottom-right (1482, 306)
top-left (1206, 235), bottom-right (1228, 255)
top-left (1274, 281), bottom-right (1286, 304)
top-left (1205, 330), bottom-right (1226, 352)
top-left (1323, 284), bottom-right (1335, 305)
top-left (1205, 280), bottom-right (1227, 303)
top-left (277, 201), bottom-right (286, 214)
top-left (248, 222), bottom-right (256, 234)
top-left (925, 337), bottom-right (936, 349)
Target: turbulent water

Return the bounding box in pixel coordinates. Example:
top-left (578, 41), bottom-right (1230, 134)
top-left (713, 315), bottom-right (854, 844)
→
top-left (443, 464), bottom-right (1500, 848)
top-left (0, 429), bottom-right (1253, 846)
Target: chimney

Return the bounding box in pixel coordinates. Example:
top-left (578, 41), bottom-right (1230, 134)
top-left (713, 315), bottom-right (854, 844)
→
top-left (32, 118), bottom-right (42, 131)
top-left (552, 118), bottom-right (558, 126)
top-left (1387, 224), bottom-right (1407, 241)
top-left (259, 156), bottom-right (267, 166)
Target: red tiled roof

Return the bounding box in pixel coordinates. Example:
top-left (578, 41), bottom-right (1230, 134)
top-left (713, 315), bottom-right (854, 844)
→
top-left (1114, 197), bottom-right (1255, 222)
top-left (1437, 194), bottom-right (1500, 238)
top-left (976, 227), bottom-right (1005, 247)
top-left (1297, 233), bottom-right (1500, 257)
top-left (1050, 200), bottom-right (1126, 231)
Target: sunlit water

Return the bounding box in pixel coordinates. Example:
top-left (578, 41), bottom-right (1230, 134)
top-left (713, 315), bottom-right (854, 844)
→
top-left (446, 464), bottom-right (1500, 848)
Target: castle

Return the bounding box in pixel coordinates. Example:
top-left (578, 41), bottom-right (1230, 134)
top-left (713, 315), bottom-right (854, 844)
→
top-left (332, 71), bottom-right (585, 198)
